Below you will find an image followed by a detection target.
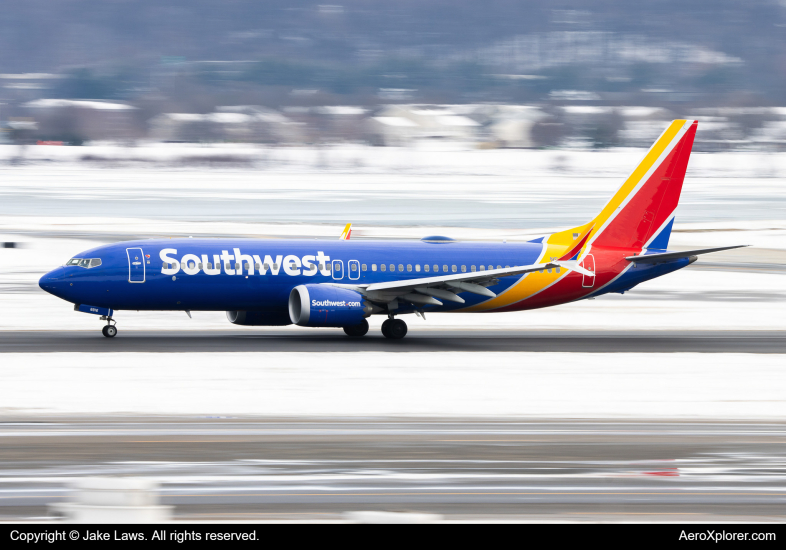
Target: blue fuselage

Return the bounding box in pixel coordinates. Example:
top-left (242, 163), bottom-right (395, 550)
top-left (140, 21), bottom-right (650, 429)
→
top-left (39, 238), bottom-right (545, 315)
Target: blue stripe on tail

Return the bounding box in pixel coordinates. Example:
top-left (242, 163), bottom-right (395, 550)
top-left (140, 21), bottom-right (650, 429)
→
top-left (647, 217), bottom-right (674, 250)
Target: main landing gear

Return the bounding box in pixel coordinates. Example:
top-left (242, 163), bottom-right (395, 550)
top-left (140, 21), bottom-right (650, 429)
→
top-left (100, 316), bottom-right (117, 338)
top-left (381, 318), bottom-right (407, 340)
top-left (343, 319), bottom-right (369, 337)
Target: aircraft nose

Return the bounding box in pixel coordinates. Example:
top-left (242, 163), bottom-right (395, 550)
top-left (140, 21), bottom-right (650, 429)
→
top-left (39, 268), bottom-right (67, 297)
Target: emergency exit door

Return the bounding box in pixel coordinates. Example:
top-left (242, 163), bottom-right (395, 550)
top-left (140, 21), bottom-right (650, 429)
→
top-left (581, 254), bottom-right (595, 288)
top-left (127, 247), bottom-right (146, 283)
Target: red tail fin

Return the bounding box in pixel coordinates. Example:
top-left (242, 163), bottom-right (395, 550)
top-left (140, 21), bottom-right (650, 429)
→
top-left (587, 120), bottom-right (697, 251)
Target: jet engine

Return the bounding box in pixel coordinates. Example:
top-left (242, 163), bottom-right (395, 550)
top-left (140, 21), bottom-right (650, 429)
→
top-left (288, 284), bottom-right (373, 327)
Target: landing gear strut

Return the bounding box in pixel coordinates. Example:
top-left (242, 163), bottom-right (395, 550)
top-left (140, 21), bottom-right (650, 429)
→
top-left (100, 316), bottom-right (117, 338)
top-left (381, 318), bottom-right (407, 339)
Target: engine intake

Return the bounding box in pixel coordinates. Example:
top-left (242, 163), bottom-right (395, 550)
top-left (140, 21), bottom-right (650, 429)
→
top-left (289, 284), bottom-right (369, 327)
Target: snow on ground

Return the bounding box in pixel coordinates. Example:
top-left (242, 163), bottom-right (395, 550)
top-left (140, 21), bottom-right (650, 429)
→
top-left (0, 147), bottom-right (782, 420)
top-left (1, 352), bottom-right (783, 418)
top-left (1, 147), bottom-right (785, 228)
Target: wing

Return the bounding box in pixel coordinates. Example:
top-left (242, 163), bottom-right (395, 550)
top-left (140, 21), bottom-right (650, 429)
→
top-left (339, 223), bottom-right (352, 240)
top-left (331, 260), bottom-right (593, 307)
top-left (626, 245), bottom-right (747, 265)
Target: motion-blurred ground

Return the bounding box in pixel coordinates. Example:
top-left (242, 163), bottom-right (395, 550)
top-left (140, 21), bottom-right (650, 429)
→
top-left (0, 145), bottom-right (783, 521)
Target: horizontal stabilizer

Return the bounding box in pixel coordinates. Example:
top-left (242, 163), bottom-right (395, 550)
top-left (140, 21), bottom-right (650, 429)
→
top-left (626, 245), bottom-right (748, 264)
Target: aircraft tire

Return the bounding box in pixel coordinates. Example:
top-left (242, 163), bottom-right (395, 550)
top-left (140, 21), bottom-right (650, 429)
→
top-left (381, 319), bottom-right (392, 338)
top-left (104, 326), bottom-right (117, 338)
top-left (388, 319), bottom-right (407, 339)
top-left (343, 319), bottom-right (369, 337)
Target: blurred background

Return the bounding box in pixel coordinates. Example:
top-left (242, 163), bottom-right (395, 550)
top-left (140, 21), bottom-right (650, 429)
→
top-left (1, 0), bottom-right (786, 151)
top-left (0, 1), bottom-right (785, 524)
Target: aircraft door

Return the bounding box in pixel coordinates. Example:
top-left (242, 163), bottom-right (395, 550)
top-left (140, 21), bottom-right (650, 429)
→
top-left (127, 247), bottom-right (146, 283)
top-left (581, 254), bottom-right (595, 288)
top-left (348, 259), bottom-right (360, 280)
top-left (331, 259), bottom-right (344, 280)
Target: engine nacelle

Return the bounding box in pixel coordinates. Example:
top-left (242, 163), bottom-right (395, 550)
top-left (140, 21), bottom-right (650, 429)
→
top-left (226, 310), bottom-right (292, 326)
top-left (288, 284), bottom-right (369, 327)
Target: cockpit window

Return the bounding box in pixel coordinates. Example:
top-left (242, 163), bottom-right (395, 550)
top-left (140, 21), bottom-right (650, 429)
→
top-left (66, 258), bottom-right (102, 269)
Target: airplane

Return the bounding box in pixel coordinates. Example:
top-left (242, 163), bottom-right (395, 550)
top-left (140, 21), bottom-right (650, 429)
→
top-left (39, 120), bottom-right (744, 339)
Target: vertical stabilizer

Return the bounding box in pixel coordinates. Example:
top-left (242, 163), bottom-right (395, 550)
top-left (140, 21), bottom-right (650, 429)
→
top-left (588, 119), bottom-right (697, 251)
top-left (548, 120), bottom-right (697, 259)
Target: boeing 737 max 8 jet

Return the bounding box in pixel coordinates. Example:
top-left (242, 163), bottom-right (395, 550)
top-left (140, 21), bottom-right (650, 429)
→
top-left (39, 120), bottom-right (744, 339)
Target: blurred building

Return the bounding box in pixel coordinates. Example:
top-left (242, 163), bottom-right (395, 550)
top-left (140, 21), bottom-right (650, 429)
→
top-left (149, 106), bottom-right (305, 143)
top-left (367, 105), bottom-right (480, 146)
top-left (22, 99), bottom-right (137, 144)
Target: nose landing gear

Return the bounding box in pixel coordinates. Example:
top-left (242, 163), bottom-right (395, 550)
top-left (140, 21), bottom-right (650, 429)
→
top-left (100, 316), bottom-right (117, 338)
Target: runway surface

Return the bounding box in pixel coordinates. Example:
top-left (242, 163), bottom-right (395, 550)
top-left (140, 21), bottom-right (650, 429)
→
top-left (0, 330), bottom-right (784, 353)
top-left (0, 417), bottom-right (784, 521)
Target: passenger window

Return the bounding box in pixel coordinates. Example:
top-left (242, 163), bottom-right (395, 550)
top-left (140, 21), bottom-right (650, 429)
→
top-left (372, 264), bottom-right (377, 271)
top-left (556, 267), bottom-right (561, 274)
top-left (443, 265), bottom-right (448, 272)
top-left (263, 263), bottom-right (270, 271)
top-left (390, 264), bottom-right (395, 272)
top-left (273, 263), bottom-right (279, 270)
top-left (424, 265), bottom-right (430, 272)
top-left (488, 265), bottom-right (493, 270)
top-left (381, 264), bottom-right (386, 272)
top-left (497, 265), bottom-right (502, 269)
top-left (351, 263), bottom-right (357, 271)
top-left (326, 264), bottom-right (332, 271)
top-left (254, 263), bottom-right (260, 270)
top-left (198, 263), bottom-right (203, 269)
top-left (182, 262), bottom-right (188, 269)
top-left (434, 265), bottom-right (439, 272)
top-left (471, 265), bottom-right (476, 272)
top-left (398, 264), bottom-right (404, 272)
top-left (407, 264), bottom-right (412, 272)
top-left (461, 265), bottom-right (466, 273)
top-left (547, 268), bottom-right (552, 273)
top-left (415, 265), bottom-right (420, 272)
top-left (452, 265), bottom-right (457, 273)
top-left (505, 265), bottom-right (510, 268)
top-left (362, 264), bottom-right (367, 271)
